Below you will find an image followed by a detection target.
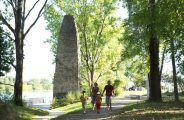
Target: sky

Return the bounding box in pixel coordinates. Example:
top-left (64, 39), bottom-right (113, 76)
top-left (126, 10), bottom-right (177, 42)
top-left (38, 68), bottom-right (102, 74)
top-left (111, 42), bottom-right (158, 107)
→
top-left (9, 30), bottom-right (55, 81)
top-left (7, 0), bottom-right (55, 81)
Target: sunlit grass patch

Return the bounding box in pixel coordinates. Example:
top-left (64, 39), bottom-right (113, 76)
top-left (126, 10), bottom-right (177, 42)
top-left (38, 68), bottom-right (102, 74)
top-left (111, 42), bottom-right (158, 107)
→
top-left (15, 105), bottom-right (49, 120)
top-left (113, 101), bottom-right (184, 120)
top-left (52, 101), bottom-right (92, 120)
top-left (54, 101), bottom-right (91, 113)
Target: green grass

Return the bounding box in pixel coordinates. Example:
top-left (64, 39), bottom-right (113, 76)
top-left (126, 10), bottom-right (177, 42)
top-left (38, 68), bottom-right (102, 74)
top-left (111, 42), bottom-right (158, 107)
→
top-left (54, 101), bottom-right (91, 113)
top-left (113, 100), bottom-right (184, 120)
top-left (15, 105), bottom-right (49, 120)
top-left (51, 101), bottom-right (92, 120)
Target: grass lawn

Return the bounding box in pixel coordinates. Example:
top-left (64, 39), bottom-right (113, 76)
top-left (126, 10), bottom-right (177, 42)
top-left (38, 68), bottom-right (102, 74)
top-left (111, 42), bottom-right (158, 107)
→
top-left (15, 105), bottom-right (49, 120)
top-left (54, 101), bottom-right (91, 113)
top-left (113, 99), bottom-right (184, 120)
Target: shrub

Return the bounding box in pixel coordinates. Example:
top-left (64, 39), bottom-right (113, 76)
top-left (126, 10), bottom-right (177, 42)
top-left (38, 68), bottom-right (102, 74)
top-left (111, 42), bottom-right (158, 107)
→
top-left (66, 91), bottom-right (75, 104)
top-left (66, 90), bottom-right (81, 104)
top-left (74, 91), bottom-right (81, 102)
top-left (0, 92), bottom-right (13, 103)
top-left (113, 79), bottom-right (122, 87)
top-left (113, 79), bottom-right (123, 96)
top-left (51, 97), bottom-right (61, 109)
top-left (60, 97), bottom-right (70, 106)
top-left (114, 87), bottom-right (122, 96)
top-left (51, 90), bottom-right (81, 109)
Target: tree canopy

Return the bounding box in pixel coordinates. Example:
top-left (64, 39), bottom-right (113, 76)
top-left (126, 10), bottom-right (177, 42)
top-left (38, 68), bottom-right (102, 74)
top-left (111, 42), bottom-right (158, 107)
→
top-left (0, 26), bottom-right (15, 76)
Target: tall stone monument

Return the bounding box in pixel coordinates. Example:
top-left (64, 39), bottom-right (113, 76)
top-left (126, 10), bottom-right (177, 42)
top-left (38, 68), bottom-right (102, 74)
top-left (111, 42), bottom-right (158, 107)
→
top-left (53, 15), bottom-right (80, 98)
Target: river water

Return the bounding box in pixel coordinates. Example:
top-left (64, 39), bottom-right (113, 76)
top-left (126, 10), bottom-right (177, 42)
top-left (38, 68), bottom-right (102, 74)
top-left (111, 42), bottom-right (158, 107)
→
top-left (23, 91), bottom-right (53, 110)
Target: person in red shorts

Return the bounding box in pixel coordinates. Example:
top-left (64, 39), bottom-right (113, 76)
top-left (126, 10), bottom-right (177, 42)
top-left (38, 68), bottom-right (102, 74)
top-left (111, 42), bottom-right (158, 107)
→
top-left (95, 91), bottom-right (102, 114)
top-left (102, 80), bottom-right (114, 110)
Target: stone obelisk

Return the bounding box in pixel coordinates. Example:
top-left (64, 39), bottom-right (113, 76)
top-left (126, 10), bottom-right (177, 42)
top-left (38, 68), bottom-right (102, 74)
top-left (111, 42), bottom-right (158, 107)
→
top-left (53, 15), bottom-right (80, 98)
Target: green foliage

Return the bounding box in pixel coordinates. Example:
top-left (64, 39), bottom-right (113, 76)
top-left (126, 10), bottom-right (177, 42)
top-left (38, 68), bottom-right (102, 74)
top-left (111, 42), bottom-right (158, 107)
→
top-left (0, 26), bottom-right (15, 76)
top-left (120, 0), bottom-right (184, 92)
top-left (113, 79), bottom-right (122, 87)
top-left (44, 0), bottom-right (127, 92)
top-left (113, 79), bottom-right (122, 96)
top-left (24, 78), bottom-right (52, 91)
top-left (51, 97), bottom-right (62, 109)
top-left (114, 87), bottom-right (122, 96)
top-left (0, 76), bottom-right (14, 93)
top-left (65, 91), bottom-right (80, 104)
top-left (51, 90), bottom-right (81, 109)
top-left (0, 92), bottom-right (13, 103)
top-left (177, 76), bottom-right (184, 92)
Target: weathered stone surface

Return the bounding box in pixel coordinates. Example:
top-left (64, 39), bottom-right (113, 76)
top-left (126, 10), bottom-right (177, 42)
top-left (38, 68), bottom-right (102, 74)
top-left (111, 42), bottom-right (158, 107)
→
top-left (53, 15), bottom-right (80, 98)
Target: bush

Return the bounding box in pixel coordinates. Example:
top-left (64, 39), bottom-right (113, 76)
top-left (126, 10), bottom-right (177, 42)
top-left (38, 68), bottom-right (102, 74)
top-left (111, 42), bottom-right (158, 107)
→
top-left (113, 79), bottom-right (122, 87)
top-left (66, 91), bottom-right (76, 104)
top-left (60, 97), bottom-right (70, 106)
top-left (74, 91), bottom-right (81, 102)
top-left (51, 97), bottom-right (61, 109)
top-left (51, 90), bottom-right (81, 109)
top-left (113, 79), bottom-right (123, 96)
top-left (0, 92), bottom-right (13, 103)
top-left (114, 87), bottom-right (122, 96)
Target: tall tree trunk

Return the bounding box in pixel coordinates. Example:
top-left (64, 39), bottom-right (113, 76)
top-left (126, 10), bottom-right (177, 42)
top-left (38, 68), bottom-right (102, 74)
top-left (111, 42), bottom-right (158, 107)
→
top-left (14, 0), bottom-right (24, 106)
top-left (170, 39), bottom-right (179, 101)
top-left (148, 0), bottom-right (162, 101)
top-left (149, 37), bottom-right (161, 101)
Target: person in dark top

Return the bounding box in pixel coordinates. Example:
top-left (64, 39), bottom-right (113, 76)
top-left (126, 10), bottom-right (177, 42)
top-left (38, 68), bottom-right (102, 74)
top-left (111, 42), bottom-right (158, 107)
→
top-left (102, 80), bottom-right (114, 110)
top-left (91, 82), bottom-right (99, 110)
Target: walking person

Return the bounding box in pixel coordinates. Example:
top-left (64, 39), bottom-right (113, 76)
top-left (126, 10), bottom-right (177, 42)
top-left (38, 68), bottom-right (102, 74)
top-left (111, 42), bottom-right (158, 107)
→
top-left (91, 82), bottom-right (99, 110)
top-left (95, 91), bottom-right (102, 114)
top-left (102, 80), bottom-right (114, 111)
top-left (80, 90), bottom-right (88, 114)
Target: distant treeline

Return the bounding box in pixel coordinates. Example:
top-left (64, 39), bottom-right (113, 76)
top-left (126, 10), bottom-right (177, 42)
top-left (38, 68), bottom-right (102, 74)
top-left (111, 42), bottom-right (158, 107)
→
top-left (0, 77), bottom-right (53, 93)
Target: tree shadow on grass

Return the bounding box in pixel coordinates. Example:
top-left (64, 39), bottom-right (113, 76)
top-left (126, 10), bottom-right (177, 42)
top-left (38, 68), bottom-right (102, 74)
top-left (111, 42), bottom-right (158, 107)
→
top-left (16, 106), bottom-right (49, 120)
top-left (114, 101), bottom-right (184, 120)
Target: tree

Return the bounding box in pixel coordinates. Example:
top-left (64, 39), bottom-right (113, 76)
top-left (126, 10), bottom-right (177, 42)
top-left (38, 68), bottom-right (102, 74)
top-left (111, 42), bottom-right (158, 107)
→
top-left (122, 0), bottom-right (183, 101)
top-left (44, 0), bottom-right (125, 93)
top-left (148, 0), bottom-right (161, 101)
top-left (0, 26), bottom-right (15, 76)
top-left (0, 0), bottom-right (48, 106)
top-left (158, 0), bottom-right (184, 101)
top-left (121, 0), bottom-right (163, 101)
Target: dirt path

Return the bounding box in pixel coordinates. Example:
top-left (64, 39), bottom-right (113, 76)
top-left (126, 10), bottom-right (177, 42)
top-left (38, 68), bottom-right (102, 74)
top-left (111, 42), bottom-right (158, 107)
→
top-left (33, 95), bottom-right (145, 120)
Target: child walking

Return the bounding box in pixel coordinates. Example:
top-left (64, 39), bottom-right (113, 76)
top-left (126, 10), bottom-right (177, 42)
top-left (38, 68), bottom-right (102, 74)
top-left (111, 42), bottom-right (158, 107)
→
top-left (80, 90), bottom-right (88, 114)
top-left (95, 92), bottom-right (102, 114)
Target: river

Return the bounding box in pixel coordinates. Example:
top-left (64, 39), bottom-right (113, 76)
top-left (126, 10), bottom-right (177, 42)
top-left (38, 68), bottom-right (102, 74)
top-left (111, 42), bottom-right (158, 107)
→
top-left (23, 91), bottom-right (53, 110)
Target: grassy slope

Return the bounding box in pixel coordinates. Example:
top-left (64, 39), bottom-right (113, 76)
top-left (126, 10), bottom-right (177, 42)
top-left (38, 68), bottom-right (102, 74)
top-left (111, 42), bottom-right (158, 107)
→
top-left (113, 101), bottom-right (184, 120)
top-left (54, 101), bottom-right (91, 113)
top-left (15, 105), bottom-right (49, 120)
